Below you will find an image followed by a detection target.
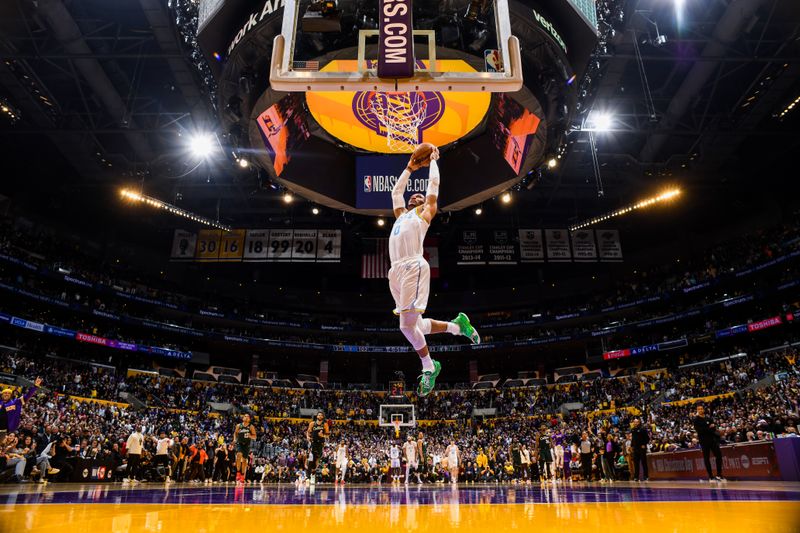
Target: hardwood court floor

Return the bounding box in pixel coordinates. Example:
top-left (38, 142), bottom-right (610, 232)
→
top-left (1, 481), bottom-right (798, 532)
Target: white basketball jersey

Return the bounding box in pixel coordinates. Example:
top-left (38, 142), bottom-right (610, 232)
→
top-left (404, 442), bottom-right (417, 461)
top-left (390, 447), bottom-right (400, 460)
top-left (336, 446), bottom-right (347, 463)
top-left (389, 207), bottom-right (429, 264)
top-left (448, 446), bottom-right (458, 462)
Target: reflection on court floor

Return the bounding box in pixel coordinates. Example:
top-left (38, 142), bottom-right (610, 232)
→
top-left (1, 482), bottom-right (798, 533)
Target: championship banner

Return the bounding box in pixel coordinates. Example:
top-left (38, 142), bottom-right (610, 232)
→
top-left (195, 230), bottom-right (222, 262)
top-left (596, 229), bottom-right (623, 262)
top-left (316, 230), bottom-right (342, 262)
top-left (243, 229), bottom-right (269, 261)
top-left (170, 230), bottom-right (197, 261)
top-left (545, 229), bottom-right (571, 262)
top-left (487, 229), bottom-right (517, 265)
top-left (647, 442), bottom-right (781, 480)
top-left (267, 229), bottom-right (294, 262)
top-left (457, 230), bottom-right (486, 265)
top-left (291, 229), bottom-right (318, 262)
top-left (518, 229), bottom-right (544, 263)
top-left (570, 230), bottom-right (597, 262)
top-left (218, 230), bottom-right (246, 262)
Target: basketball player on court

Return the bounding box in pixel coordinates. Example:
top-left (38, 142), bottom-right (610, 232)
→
top-left (334, 440), bottom-right (348, 485)
top-left (389, 144), bottom-right (481, 396)
top-left (445, 440), bottom-right (460, 484)
top-left (306, 411), bottom-right (329, 485)
top-left (403, 435), bottom-right (422, 485)
top-left (417, 430), bottom-right (429, 482)
top-left (233, 414), bottom-right (256, 484)
top-left (388, 442), bottom-right (402, 484)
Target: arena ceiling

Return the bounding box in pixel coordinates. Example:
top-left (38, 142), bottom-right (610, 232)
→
top-left (0, 0), bottom-right (799, 239)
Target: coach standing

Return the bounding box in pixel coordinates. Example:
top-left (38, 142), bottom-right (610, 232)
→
top-left (693, 405), bottom-right (725, 481)
top-left (630, 418), bottom-right (650, 481)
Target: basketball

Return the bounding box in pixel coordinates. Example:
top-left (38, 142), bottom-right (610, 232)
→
top-left (411, 142), bottom-right (436, 167)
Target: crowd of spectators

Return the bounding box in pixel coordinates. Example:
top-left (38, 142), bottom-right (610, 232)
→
top-left (1, 346), bottom-right (796, 484)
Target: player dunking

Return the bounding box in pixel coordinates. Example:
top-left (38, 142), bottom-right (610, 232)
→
top-left (233, 414), bottom-right (256, 484)
top-left (389, 144), bottom-right (481, 396)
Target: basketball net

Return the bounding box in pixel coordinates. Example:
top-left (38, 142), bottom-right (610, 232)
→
top-left (369, 91), bottom-right (428, 152)
top-left (392, 419), bottom-right (402, 438)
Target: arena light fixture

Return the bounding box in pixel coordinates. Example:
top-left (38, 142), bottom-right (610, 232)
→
top-left (283, 193), bottom-right (294, 204)
top-left (119, 189), bottom-right (231, 231)
top-left (377, 218), bottom-right (386, 227)
top-left (237, 158), bottom-right (249, 168)
top-left (547, 158), bottom-right (558, 169)
top-left (188, 133), bottom-right (217, 158)
top-left (312, 207), bottom-right (320, 215)
top-left (585, 112), bottom-right (614, 132)
top-left (475, 207), bottom-right (483, 215)
top-left (570, 188), bottom-right (682, 231)
top-left (501, 192), bottom-right (512, 204)
top-left (778, 94), bottom-right (800, 119)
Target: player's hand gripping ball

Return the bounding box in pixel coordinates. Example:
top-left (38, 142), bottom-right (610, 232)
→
top-left (410, 143), bottom-right (438, 168)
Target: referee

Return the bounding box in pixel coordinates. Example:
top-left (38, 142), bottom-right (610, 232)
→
top-left (693, 405), bottom-right (725, 482)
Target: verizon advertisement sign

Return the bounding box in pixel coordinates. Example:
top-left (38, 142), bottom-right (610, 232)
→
top-left (647, 442), bottom-right (781, 480)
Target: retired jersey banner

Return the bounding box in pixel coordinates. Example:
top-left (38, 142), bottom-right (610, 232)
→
top-left (218, 230), bottom-right (246, 262)
top-left (355, 155), bottom-right (429, 210)
top-left (596, 229), bottom-right (623, 262)
top-left (488, 229), bottom-right (517, 265)
top-left (243, 230), bottom-right (269, 261)
top-left (195, 230), bottom-right (222, 262)
top-left (570, 230), bottom-right (597, 262)
top-left (518, 229), bottom-right (544, 262)
top-left (267, 230), bottom-right (294, 262)
top-left (291, 229), bottom-right (318, 262)
top-left (172, 229), bottom-right (341, 263)
top-left (545, 229), bottom-right (571, 262)
top-left (171, 230), bottom-right (197, 261)
top-left (316, 230), bottom-right (342, 262)
top-left (457, 230), bottom-right (486, 265)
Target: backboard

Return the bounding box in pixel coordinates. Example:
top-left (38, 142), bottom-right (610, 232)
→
top-left (269, 0), bottom-right (522, 93)
top-left (379, 404), bottom-right (416, 427)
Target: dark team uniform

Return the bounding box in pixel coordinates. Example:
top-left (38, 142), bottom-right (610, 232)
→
top-left (236, 423), bottom-right (253, 455)
top-left (309, 420), bottom-right (326, 472)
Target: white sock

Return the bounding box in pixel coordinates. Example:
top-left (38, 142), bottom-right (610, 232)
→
top-left (420, 354), bottom-right (435, 372)
top-left (446, 322), bottom-right (460, 335)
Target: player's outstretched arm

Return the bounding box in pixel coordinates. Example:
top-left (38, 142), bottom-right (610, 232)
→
top-left (392, 159), bottom-right (417, 219)
top-left (420, 149), bottom-right (440, 223)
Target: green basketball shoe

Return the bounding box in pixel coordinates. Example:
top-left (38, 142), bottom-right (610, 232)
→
top-left (417, 359), bottom-right (441, 397)
top-left (453, 312), bottom-right (481, 344)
